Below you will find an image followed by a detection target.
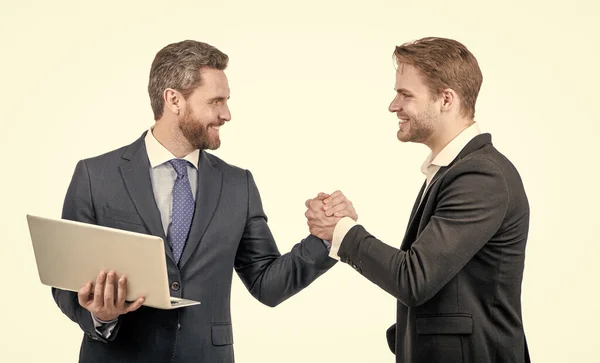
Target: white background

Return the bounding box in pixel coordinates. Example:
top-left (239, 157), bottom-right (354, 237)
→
top-left (1, 0), bottom-right (598, 362)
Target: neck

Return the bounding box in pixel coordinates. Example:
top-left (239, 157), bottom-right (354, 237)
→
top-left (152, 119), bottom-right (195, 158)
top-left (426, 118), bottom-right (474, 159)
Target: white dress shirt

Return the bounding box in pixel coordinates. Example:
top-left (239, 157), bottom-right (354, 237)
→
top-left (329, 122), bottom-right (481, 260)
top-left (144, 127), bottom-right (199, 235)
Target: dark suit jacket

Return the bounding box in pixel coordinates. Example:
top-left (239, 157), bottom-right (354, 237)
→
top-left (337, 134), bottom-right (531, 363)
top-left (52, 131), bottom-right (336, 363)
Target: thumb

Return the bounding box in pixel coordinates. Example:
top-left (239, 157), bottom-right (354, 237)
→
top-left (78, 281), bottom-right (93, 306)
top-left (317, 192), bottom-right (330, 200)
top-left (125, 297), bottom-right (145, 313)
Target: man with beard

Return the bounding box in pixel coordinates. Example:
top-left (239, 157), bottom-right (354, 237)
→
top-left (52, 40), bottom-right (356, 363)
top-left (305, 37), bottom-right (531, 362)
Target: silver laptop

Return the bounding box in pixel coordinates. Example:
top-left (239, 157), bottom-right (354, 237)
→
top-left (26, 214), bottom-right (200, 310)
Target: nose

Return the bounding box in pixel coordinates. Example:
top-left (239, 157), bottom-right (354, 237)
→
top-left (389, 94), bottom-right (402, 113)
top-left (220, 105), bottom-right (231, 122)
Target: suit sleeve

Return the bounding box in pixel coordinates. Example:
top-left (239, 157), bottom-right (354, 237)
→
top-left (336, 156), bottom-right (509, 307)
top-left (233, 170), bottom-right (337, 307)
top-left (52, 160), bottom-right (120, 342)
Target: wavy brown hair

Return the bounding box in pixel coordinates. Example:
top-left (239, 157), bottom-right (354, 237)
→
top-left (394, 37), bottom-right (482, 119)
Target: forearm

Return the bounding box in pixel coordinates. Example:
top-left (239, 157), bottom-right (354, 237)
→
top-left (238, 169), bottom-right (336, 306)
top-left (52, 288), bottom-right (96, 335)
top-left (246, 234), bottom-right (336, 307)
top-left (52, 287), bottom-right (121, 341)
top-left (335, 212), bottom-right (502, 307)
top-left (335, 225), bottom-right (434, 307)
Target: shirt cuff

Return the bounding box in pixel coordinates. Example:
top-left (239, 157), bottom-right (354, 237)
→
top-left (91, 313), bottom-right (119, 338)
top-left (329, 216), bottom-right (358, 260)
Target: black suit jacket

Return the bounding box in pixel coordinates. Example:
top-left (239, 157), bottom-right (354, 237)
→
top-left (52, 131), bottom-right (336, 362)
top-left (337, 134), bottom-right (531, 363)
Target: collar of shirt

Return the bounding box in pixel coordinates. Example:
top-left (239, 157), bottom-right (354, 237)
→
top-left (420, 122), bottom-right (481, 185)
top-left (144, 128), bottom-right (200, 169)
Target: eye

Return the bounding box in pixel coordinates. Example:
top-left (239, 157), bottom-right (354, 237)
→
top-left (396, 91), bottom-right (412, 99)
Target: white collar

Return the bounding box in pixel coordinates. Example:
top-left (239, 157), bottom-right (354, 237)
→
top-left (421, 122), bottom-right (481, 177)
top-left (144, 127), bottom-right (200, 169)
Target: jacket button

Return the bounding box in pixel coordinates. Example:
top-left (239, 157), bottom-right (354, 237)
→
top-left (171, 281), bottom-right (180, 291)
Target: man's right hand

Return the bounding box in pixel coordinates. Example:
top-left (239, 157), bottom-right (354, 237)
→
top-left (78, 271), bottom-right (145, 322)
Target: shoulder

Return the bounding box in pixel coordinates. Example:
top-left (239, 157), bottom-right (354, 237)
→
top-left (438, 144), bottom-right (510, 195)
top-left (204, 152), bottom-right (252, 179)
top-left (69, 133), bottom-right (146, 176)
top-left (76, 144), bottom-right (135, 175)
top-left (450, 142), bottom-right (523, 186)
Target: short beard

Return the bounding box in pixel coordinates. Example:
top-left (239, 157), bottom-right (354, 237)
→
top-left (178, 108), bottom-right (221, 150)
top-left (398, 103), bottom-right (437, 143)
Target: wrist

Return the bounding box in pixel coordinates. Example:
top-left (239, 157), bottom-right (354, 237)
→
top-left (91, 312), bottom-right (119, 323)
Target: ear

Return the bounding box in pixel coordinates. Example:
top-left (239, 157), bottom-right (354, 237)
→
top-left (163, 88), bottom-right (182, 116)
top-left (440, 88), bottom-right (457, 113)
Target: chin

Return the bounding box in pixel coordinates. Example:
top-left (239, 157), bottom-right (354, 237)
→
top-left (397, 131), bottom-right (410, 143)
top-left (206, 138), bottom-right (221, 150)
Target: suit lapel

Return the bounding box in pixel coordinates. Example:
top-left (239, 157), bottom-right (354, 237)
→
top-left (119, 135), bottom-right (170, 258)
top-left (405, 181), bottom-right (426, 234)
top-left (416, 165), bottom-right (449, 207)
top-left (403, 166), bottom-right (448, 234)
top-left (399, 133), bottom-right (493, 249)
top-left (400, 171), bottom-right (446, 250)
top-left (178, 151), bottom-right (223, 268)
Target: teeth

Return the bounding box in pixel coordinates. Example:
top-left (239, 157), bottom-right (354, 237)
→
top-left (399, 119), bottom-right (409, 124)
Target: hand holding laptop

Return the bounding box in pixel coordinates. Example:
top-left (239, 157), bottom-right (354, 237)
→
top-left (78, 270), bottom-right (145, 321)
top-left (27, 215), bottom-right (201, 310)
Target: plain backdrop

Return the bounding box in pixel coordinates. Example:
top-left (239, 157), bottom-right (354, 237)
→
top-left (1, 0), bottom-right (598, 362)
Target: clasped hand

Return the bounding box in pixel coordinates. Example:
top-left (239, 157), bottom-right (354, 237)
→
top-left (305, 190), bottom-right (358, 241)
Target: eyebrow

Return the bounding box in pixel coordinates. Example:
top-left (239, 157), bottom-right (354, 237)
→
top-left (208, 96), bottom-right (230, 102)
top-left (395, 88), bottom-right (413, 95)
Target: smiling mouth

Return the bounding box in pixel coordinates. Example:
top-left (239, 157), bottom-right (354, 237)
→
top-left (398, 119), bottom-right (409, 124)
